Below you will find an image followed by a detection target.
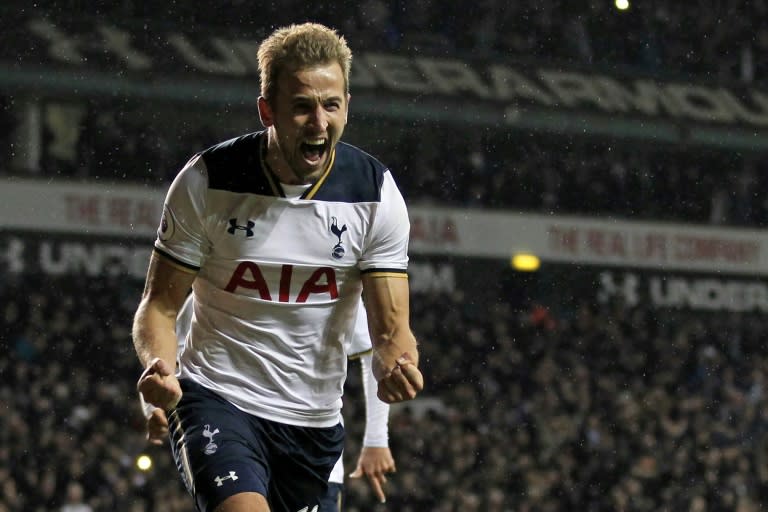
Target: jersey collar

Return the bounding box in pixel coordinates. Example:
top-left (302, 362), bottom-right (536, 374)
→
top-left (259, 133), bottom-right (336, 199)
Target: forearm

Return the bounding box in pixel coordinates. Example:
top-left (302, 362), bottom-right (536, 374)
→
top-left (360, 352), bottom-right (390, 447)
top-left (363, 275), bottom-right (419, 376)
top-left (363, 274), bottom-right (424, 402)
top-left (132, 252), bottom-right (194, 370)
top-left (132, 298), bottom-right (180, 370)
top-left (133, 298), bottom-right (184, 411)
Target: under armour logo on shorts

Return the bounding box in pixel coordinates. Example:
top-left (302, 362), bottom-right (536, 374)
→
top-left (214, 471), bottom-right (238, 487)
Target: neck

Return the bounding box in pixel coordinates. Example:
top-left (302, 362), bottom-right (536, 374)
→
top-left (263, 132), bottom-right (305, 185)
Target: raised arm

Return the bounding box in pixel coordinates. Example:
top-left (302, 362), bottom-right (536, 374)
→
top-left (362, 273), bottom-right (423, 403)
top-left (133, 252), bottom-right (197, 411)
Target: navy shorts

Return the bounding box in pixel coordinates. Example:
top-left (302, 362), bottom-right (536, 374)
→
top-left (318, 482), bottom-right (344, 512)
top-left (168, 379), bottom-right (344, 512)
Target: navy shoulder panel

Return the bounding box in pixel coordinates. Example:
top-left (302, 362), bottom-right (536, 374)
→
top-left (312, 141), bottom-right (387, 203)
top-left (201, 131), bottom-right (271, 194)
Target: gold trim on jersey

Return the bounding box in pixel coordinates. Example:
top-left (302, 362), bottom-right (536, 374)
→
top-left (303, 147), bottom-right (336, 200)
top-left (364, 271), bottom-right (409, 279)
top-left (153, 248), bottom-right (199, 274)
top-left (258, 132), bottom-right (337, 199)
top-left (348, 348), bottom-right (373, 360)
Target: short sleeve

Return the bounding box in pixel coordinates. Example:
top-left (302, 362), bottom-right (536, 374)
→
top-left (154, 155), bottom-right (210, 270)
top-left (359, 171), bottom-right (410, 273)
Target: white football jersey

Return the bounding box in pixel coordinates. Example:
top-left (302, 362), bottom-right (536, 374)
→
top-left (174, 294), bottom-right (377, 484)
top-left (155, 131), bottom-right (409, 427)
top-left (175, 295), bottom-right (373, 362)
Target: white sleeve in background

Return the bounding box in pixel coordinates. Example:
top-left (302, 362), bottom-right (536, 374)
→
top-left (327, 353), bottom-right (390, 483)
top-left (175, 294), bottom-right (194, 354)
top-left (347, 299), bottom-right (370, 355)
top-left (360, 352), bottom-right (390, 447)
top-left (138, 392), bottom-right (157, 419)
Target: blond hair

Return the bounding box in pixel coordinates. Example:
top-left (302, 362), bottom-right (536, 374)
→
top-left (258, 23), bottom-right (353, 103)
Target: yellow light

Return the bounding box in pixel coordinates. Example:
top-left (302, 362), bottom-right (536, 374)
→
top-left (511, 253), bottom-right (540, 272)
top-left (615, 0), bottom-right (629, 10)
top-left (136, 454), bottom-right (153, 472)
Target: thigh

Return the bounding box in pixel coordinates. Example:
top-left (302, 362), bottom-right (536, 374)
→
top-left (263, 420), bottom-right (345, 512)
top-left (212, 492), bottom-right (269, 512)
top-left (169, 379), bottom-right (271, 512)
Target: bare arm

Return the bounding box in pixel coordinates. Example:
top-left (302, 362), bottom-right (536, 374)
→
top-left (133, 251), bottom-right (197, 410)
top-left (362, 274), bottom-right (423, 403)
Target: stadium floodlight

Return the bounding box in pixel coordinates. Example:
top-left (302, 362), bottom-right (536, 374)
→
top-left (511, 252), bottom-right (541, 272)
top-left (615, 0), bottom-right (630, 10)
top-left (136, 454), bottom-right (153, 472)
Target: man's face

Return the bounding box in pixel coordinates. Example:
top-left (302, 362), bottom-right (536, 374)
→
top-left (260, 61), bottom-right (349, 184)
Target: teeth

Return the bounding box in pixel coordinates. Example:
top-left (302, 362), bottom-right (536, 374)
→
top-left (305, 138), bottom-right (326, 146)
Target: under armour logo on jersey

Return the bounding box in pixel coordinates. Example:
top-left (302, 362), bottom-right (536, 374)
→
top-left (329, 217), bottom-right (347, 259)
top-left (202, 424), bottom-right (220, 455)
top-left (214, 471), bottom-right (238, 487)
top-left (297, 506), bottom-right (319, 512)
top-left (228, 218), bottom-right (255, 237)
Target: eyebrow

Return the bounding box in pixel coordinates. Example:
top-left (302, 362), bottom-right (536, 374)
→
top-left (291, 94), bottom-right (344, 104)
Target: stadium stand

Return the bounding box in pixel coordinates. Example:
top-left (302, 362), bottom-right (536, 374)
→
top-left (4, 274), bottom-right (768, 510)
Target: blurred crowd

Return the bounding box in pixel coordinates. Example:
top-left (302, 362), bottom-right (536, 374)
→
top-left (0, 274), bottom-right (185, 512)
top-left (350, 291), bottom-right (768, 511)
top-left (393, 131), bottom-right (768, 228)
top-left (7, 0), bottom-right (768, 83)
top-left (4, 271), bottom-right (768, 511)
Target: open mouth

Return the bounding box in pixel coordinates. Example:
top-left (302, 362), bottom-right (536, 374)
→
top-left (300, 138), bottom-right (328, 164)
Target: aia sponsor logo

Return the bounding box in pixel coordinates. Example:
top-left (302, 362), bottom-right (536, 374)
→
top-left (225, 263), bottom-right (338, 302)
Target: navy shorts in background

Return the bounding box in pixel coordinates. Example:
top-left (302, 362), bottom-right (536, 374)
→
top-left (168, 379), bottom-right (345, 512)
top-left (318, 482), bottom-right (344, 512)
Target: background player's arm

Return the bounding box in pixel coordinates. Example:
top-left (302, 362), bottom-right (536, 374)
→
top-left (132, 252), bottom-right (196, 410)
top-left (145, 408), bottom-right (170, 445)
top-left (349, 351), bottom-right (395, 503)
top-left (362, 274), bottom-right (423, 403)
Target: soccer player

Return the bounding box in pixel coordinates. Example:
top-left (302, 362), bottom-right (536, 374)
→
top-left (141, 297), bottom-right (396, 510)
top-left (132, 22), bottom-right (422, 512)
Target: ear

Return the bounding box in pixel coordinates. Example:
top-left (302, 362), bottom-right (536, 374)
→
top-left (257, 96), bottom-right (274, 127)
top-left (344, 93), bottom-right (351, 124)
